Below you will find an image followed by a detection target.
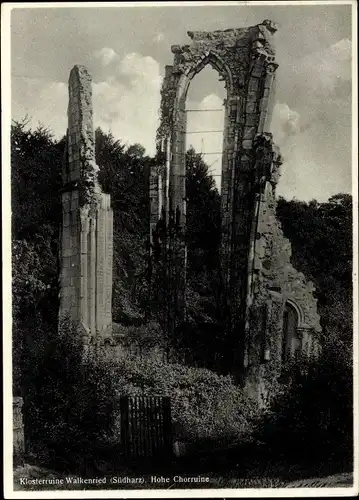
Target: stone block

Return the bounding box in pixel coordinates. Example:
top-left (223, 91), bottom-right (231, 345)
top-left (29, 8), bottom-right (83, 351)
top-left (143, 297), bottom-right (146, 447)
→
top-left (246, 102), bottom-right (257, 113)
top-left (245, 113), bottom-right (258, 127)
top-left (243, 126), bottom-right (256, 140)
top-left (251, 62), bottom-right (264, 78)
top-left (62, 192), bottom-right (70, 204)
top-left (258, 112), bottom-right (267, 133)
top-left (263, 88), bottom-right (270, 98)
top-left (242, 139), bottom-right (253, 150)
top-left (246, 92), bottom-right (259, 104)
top-left (248, 78), bottom-right (259, 92)
top-left (260, 97), bottom-right (269, 111)
top-left (13, 397), bottom-right (25, 465)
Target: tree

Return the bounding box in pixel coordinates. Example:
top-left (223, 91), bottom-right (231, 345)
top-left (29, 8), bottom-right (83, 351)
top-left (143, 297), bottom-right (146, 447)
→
top-left (276, 193), bottom-right (352, 359)
top-left (186, 147), bottom-right (221, 269)
top-left (11, 119), bottom-right (63, 240)
top-left (185, 147), bottom-right (221, 325)
top-left (169, 148), bottom-right (224, 369)
top-left (95, 128), bottom-right (153, 323)
top-left (11, 120), bottom-right (63, 395)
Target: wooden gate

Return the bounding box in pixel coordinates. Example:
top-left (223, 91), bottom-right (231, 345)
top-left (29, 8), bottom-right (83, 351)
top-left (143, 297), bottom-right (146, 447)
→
top-left (120, 396), bottom-right (173, 461)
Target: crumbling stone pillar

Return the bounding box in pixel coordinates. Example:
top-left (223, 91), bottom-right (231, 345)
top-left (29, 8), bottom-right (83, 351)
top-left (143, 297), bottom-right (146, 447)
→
top-left (242, 134), bottom-right (321, 401)
top-left (149, 66), bottom-right (174, 330)
top-left (59, 65), bottom-right (113, 340)
top-left (13, 397), bottom-right (25, 466)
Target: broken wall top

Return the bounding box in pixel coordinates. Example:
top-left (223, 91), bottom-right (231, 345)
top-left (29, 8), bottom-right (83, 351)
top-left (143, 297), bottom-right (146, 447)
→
top-left (169, 20), bottom-right (277, 76)
top-left (156, 20), bottom-right (278, 144)
top-left (64, 65), bottom-right (101, 205)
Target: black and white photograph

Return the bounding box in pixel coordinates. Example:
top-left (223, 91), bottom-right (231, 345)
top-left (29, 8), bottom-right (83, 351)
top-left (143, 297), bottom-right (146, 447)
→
top-left (2, 1), bottom-right (358, 497)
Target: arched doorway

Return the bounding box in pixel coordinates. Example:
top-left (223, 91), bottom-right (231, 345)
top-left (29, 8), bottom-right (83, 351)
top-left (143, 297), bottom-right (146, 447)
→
top-left (282, 302), bottom-right (300, 363)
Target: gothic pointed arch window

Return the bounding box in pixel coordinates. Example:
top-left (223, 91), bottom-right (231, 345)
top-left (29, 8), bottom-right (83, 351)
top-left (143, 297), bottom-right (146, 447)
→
top-left (282, 301), bottom-right (301, 362)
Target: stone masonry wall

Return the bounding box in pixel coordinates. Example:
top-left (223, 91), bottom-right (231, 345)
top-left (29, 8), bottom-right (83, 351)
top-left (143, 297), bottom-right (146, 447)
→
top-left (243, 135), bottom-right (321, 402)
top-left (59, 66), bottom-right (113, 340)
top-left (152, 21), bottom-right (279, 342)
top-left (152, 21), bottom-right (321, 395)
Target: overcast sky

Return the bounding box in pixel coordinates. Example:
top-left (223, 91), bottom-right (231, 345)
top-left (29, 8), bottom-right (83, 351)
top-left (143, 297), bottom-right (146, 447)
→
top-left (10, 2), bottom-right (353, 201)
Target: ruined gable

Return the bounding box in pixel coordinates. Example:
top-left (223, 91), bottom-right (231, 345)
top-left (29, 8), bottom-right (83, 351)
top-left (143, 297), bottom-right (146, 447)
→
top-left (244, 137), bottom-right (321, 401)
top-left (150, 20), bottom-right (321, 397)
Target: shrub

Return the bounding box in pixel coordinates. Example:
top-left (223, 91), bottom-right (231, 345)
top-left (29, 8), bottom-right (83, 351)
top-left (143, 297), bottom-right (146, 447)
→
top-left (105, 355), bottom-right (260, 446)
top-left (253, 343), bottom-right (353, 466)
top-left (117, 321), bottom-right (170, 355)
top-left (23, 319), bottom-right (117, 466)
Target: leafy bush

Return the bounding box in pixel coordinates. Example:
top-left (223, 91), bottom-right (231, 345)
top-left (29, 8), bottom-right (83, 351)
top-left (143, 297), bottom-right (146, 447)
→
top-left (117, 321), bottom-right (170, 354)
top-left (105, 355), bottom-right (260, 445)
top-left (253, 343), bottom-right (353, 466)
top-left (276, 194), bottom-right (352, 344)
top-left (24, 319), bottom-right (117, 465)
top-left (25, 321), bottom-right (260, 460)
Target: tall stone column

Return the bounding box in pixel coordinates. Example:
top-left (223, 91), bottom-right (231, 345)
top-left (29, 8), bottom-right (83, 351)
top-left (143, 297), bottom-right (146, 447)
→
top-left (59, 65), bottom-right (113, 340)
top-left (149, 65), bottom-right (176, 330)
top-left (169, 86), bottom-right (187, 327)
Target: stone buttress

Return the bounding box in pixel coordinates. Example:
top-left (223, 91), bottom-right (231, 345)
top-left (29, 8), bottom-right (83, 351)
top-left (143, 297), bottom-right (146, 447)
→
top-left (59, 65), bottom-right (113, 343)
top-left (243, 134), bottom-right (321, 401)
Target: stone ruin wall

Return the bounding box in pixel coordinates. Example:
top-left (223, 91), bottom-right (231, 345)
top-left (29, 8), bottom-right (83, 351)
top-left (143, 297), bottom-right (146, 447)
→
top-left (16, 29), bottom-right (322, 468)
top-left (56, 23), bottom-right (321, 398)
top-left (59, 65), bottom-right (113, 344)
top-left (151, 21), bottom-right (281, 341)
top-left (59, 65), bottom-right (164, 360)
top-left (13, 396), bottom-right (25, 466)
top-left (150, 20), bottom-right (322, 395)
top-left (243, 136), bottom-right (321, 400)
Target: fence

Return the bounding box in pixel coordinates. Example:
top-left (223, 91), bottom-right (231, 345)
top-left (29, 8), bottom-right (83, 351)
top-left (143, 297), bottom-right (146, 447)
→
top-left (119, 396), bottom-right (173, 462)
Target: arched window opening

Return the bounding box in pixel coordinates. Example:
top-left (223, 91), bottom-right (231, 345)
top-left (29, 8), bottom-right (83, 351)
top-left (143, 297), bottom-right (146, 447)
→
top-left (259, 304), bottom-right (269, 363)
top-left (282, 302), bottom-right (300, 363)
top-left (185, 65), bottom-right (226, 193)
top-left (181, 65), bottom-right (226, 364)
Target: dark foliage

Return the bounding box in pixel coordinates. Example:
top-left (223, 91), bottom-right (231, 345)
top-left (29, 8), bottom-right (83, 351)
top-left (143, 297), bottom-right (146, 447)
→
top-left (11, 119), bottom-right (64, 395)
top-left (185, 147), bottom-right (221, 326)
top-left (23, 318), bottom-right (117, 471)
top-left (254, 346), bottom-right (353, 467)
top-left (269, 195), bottom-right (353, 468)
top-left (168, 148), bottom-right (224, 369)
top-left (105, 354), bottom-right (260, 446)
top-left (95, 128), bottom-right (153, 323)
top-left (276, 194), bottom-right (352, 347)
